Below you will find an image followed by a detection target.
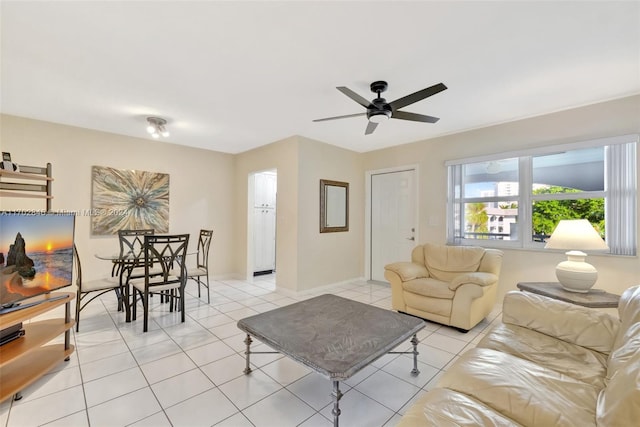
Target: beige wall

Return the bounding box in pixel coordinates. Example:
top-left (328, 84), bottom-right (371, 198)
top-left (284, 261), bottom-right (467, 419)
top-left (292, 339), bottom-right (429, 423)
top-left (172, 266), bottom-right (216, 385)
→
top-left (0, 117), bottom-right (365, 293)
top-left (296, 137), bottom-right (364, 291)
top-left (0, 114), bottom-right (236, 281)
top-left (233, 137), bottom-right (300, 291)
top-left (3, 95), bottom-right (639, 296)
top-left (234, 136), bottom-right (364, 291)
top-left (363, 95), bottom-right (640, 299)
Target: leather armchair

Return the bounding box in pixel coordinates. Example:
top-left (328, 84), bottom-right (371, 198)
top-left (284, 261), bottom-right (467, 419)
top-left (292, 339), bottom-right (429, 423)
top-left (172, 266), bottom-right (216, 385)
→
top-left (384, 243), bottom-right (503, 331)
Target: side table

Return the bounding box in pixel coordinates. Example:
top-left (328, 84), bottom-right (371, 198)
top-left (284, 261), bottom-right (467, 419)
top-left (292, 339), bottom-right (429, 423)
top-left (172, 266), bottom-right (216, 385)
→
top-left (516, 282), bottom-right (620, 308)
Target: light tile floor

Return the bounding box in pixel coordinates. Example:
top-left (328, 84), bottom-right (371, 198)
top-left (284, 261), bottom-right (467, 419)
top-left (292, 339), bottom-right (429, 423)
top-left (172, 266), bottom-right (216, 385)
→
top-left (0, 275), bottom-right (502, 427)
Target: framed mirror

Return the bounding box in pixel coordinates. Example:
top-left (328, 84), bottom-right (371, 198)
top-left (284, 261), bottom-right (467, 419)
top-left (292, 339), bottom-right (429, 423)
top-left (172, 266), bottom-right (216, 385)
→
top-left (320, 179), bottom-right (349, 233)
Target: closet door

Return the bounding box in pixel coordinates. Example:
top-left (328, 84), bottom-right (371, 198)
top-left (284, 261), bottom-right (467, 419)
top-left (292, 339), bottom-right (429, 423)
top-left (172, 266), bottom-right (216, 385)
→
top-left (253, 208), bottom-right (276, 272)
top-left (254, 172), bottom-right (277, 208)
top-left (263, 208), bottom-right (276, 270)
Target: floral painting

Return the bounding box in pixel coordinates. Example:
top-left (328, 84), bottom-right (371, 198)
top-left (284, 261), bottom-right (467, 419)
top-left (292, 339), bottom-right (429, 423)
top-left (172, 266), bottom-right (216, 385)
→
top-left (91, 166), bottom-right (169, 235)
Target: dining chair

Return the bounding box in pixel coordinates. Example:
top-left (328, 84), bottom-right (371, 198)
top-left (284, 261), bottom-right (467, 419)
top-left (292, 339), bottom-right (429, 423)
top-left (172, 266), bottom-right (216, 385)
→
top-left (118, 229), bottom-right (155, 272)
top-left (129, 234), bottom-right (190, 332)
top-left (73, 245), bottom-right (121, 332)
top-left (187, 229), bottom-right (213, 303)
top-left (117, 229), bottom-right (157, 318)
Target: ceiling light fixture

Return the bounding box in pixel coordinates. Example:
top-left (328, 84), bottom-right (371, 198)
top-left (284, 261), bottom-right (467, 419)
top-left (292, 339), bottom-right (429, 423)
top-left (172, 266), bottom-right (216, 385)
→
top-left (146, 117), bottom-right (170, 139)
top-left (368, 111), bottom-right (391, 124)
top-left (486, 161), bottom-right (501, 174)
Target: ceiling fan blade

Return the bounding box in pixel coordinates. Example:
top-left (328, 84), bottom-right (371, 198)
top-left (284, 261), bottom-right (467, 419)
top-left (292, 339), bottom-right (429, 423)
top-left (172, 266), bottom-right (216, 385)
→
top-left (389, 83), bottom-right (447, 111)
top-left (365, 121), bottom-right (378, 135)
top-left (313, 112), bottom-right (366, 122)
top-left (337, 87), bottom-right (372, 108)
top-left (392, 110), bottom-right (440, 123)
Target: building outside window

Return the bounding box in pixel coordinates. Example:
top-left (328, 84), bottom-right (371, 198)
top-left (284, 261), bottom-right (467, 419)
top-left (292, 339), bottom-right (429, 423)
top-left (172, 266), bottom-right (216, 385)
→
top-left (446, 135), bottom-right (638, 255)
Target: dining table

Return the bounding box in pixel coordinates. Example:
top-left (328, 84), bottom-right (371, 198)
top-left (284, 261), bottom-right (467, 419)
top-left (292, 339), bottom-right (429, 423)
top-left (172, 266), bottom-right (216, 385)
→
top-left (95, 250), bottom-right (195, 322)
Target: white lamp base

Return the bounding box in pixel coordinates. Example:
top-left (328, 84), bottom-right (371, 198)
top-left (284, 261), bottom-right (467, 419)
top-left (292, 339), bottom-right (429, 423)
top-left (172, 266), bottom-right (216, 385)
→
top-left (555, 250), bottom-right (597, 293)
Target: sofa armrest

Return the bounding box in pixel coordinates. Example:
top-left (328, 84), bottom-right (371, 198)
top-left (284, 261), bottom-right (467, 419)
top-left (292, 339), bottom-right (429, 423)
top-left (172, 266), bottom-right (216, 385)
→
top-left (449, 272), bottom-right (498, 291)
top-left (384, 262), bottom-right (429, 282)
top-left (503, 291), bottom-right (619, 354)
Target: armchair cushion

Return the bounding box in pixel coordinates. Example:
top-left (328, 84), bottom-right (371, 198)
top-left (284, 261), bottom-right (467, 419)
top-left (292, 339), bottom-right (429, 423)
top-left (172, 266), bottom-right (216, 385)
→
top-left (424, 244), bottom-right (486, 282)
top-left (404, 278), bottom-right (455, 299)
top-left (449, 272), bottom-right (498, 291)
top-left (385, 261), bottom-right (429, 282)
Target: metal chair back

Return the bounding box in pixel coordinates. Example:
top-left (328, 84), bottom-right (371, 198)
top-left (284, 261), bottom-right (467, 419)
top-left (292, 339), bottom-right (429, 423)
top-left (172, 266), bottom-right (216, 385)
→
top-left (196, 229), bottom-right (213, 270)
top-left (144, 234), bottom-right (190, 288)
top-left (118, 229), bottom-right (154, 260)
top-left (188, 229), bottom-right (213, 303)
top-left (135, 233), bottom-right (190, 332)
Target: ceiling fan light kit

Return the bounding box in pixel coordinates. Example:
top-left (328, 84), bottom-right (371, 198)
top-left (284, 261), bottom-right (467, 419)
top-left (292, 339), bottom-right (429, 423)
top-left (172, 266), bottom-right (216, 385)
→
top-left (368, 113), bottom-right (389, 124)
top-left (314, 80), bottom-right (447, 135)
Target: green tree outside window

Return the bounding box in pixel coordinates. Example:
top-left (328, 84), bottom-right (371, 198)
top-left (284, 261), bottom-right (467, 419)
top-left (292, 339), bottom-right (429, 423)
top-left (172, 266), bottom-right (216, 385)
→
top-left (532, 186), bottom-right (605, 238)
top-left (465, 202), bottom-right (489, 238)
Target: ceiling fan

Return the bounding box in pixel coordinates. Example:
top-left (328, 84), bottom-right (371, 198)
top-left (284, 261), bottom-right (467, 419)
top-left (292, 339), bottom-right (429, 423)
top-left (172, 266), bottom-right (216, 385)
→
top-left (313, 81), bottom-right (447, 135)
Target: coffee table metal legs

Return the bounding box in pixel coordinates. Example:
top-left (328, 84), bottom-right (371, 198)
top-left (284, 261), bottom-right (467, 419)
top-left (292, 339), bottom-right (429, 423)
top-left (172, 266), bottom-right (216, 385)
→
top-left (243, 334), bottom-right (253, 374)
top-left (389, 333), bottom-right (421, 376)
top-left (332, 380), bottom-right (342, 427)
top-left (241, 332), bottom-right (420, 426)
top-left (328, 333), bottom-right (418, 426)
top-left (243, 334), bottom-right (280, 375)
top-left (410, 334), bottom-right (420, 375)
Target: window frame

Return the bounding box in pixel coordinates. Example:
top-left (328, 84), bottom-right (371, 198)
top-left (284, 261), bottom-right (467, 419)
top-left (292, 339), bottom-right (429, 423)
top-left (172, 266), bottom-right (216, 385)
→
top-left (446, 135), bottom-right (638, 254)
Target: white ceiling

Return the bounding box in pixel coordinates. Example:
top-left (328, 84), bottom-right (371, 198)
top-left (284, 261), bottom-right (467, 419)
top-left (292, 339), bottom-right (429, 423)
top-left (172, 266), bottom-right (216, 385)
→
top-left (2, 1), bottom-right (639, 154)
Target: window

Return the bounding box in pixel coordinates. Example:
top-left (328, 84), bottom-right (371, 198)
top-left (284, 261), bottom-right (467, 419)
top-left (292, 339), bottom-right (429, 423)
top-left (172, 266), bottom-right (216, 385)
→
top-left (532, 146), bottom-right (605, 242)
top-left (449, 157), bottom-right (519, 241)
top-left (446, 136), bottom-right (637, 255)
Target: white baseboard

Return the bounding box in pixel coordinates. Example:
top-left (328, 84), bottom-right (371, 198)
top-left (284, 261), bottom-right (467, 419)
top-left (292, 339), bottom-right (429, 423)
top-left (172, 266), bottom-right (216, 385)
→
top-left (275, 276), bottom-right (370, 298)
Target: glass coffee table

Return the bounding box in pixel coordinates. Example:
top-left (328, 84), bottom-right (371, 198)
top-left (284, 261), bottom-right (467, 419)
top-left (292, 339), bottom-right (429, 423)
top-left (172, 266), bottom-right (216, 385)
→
top-left (237, 294), bottom-right (425, 426)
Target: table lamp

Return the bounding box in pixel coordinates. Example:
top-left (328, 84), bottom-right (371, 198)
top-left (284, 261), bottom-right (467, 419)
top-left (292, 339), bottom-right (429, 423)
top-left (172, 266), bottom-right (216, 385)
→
top-left (544, 219), bottom-right (609, 293)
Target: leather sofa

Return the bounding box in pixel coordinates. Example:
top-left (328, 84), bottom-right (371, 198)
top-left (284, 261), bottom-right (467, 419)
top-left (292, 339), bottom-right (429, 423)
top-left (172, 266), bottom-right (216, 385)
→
top-left (398, 285), bottom-right (640, 426)
top-left (384, 244), bottom-right (503, 331)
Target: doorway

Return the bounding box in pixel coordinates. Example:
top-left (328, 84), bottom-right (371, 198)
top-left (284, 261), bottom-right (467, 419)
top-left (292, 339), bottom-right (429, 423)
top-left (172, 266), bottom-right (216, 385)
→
top-left (248, 170), bottom-right (277, 279)
top-left (366, 166), bottom-right (418, 282)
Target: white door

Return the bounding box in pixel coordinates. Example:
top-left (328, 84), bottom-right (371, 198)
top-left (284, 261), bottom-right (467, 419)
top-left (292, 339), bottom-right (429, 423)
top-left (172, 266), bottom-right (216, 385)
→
top-left (254, 171), bottom-right (277, 208)
top-left (249, 170), bottom-right (277, 277)
top-left (253, 208), bottom-right (266, 271)
top-left (253, 208), bottom-right (276, 273)
top-left (370, 169), bottom-right (417, 281)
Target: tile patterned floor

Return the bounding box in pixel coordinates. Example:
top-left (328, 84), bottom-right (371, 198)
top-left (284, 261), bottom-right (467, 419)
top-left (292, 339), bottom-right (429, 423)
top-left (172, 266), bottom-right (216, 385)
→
top-left (0, 275), bottom-right (502, 427)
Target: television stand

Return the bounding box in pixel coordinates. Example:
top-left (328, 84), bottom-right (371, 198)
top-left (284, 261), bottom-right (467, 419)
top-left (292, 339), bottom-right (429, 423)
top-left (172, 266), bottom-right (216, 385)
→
top-left (0, 294), bottom-right (70, 315)
top-left (0, 292), bottom-right (75, 402)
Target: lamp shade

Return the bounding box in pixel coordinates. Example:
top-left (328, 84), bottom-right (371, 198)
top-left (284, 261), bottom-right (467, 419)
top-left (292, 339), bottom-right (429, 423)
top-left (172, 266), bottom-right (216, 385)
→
top-left (544, 219), bottom-right (609, 251)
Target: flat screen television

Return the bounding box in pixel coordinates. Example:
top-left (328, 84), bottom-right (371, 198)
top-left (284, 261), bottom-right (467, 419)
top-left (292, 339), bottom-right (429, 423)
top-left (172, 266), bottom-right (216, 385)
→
top-left (0, 212), bottom-right (75, 312)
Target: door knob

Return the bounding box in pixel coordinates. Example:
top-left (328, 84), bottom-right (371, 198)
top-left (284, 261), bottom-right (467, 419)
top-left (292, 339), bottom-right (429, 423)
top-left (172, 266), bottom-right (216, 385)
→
top-left (406, 237), bottom-right (415, 241)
